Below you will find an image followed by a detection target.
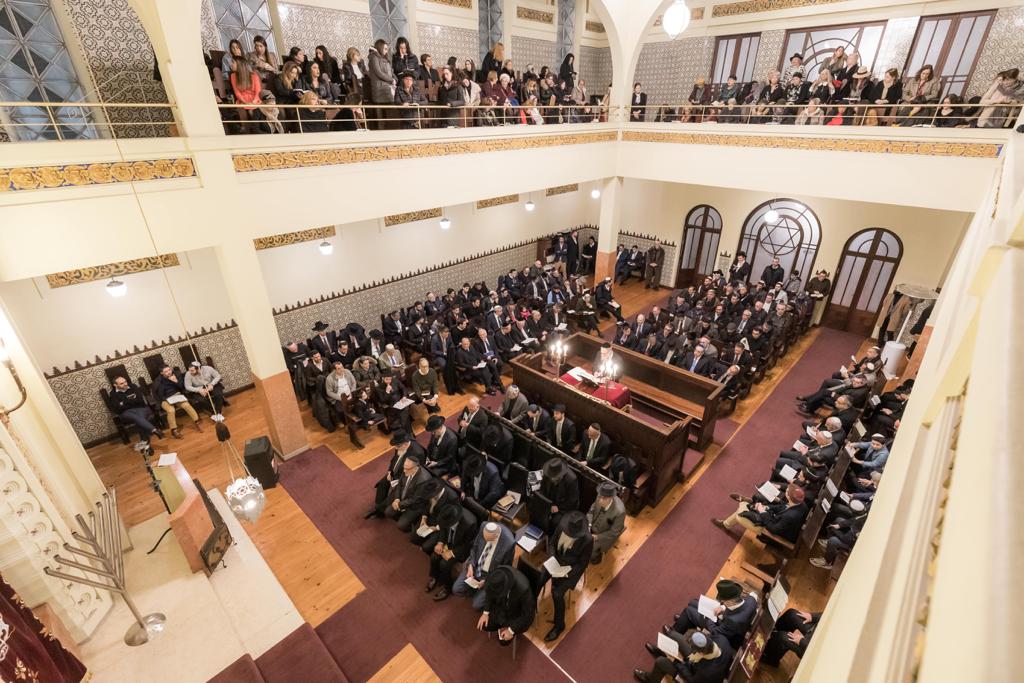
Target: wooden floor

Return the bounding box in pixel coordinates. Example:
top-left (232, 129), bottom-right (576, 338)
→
top-left (86, 279), bottom-right (848, 681)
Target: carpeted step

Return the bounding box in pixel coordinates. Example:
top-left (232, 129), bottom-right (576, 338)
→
top-left (256, 623), bottom-right (349, 683)
top-left (208, 654), bottom-right (265, 683)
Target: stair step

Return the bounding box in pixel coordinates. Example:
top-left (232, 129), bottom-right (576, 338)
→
top-left (256, 623), bottom-right (349, 683)
top-left (209, 654), bottom-right (264, 683)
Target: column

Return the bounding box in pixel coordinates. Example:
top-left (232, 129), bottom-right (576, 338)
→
top-left (214, 238), bottom-right (308, 459)
top-left (594, 176), bottom-right (623, 284)
top-left (555, 0), bottom-right (575, 65)
top-left (128, 0), bottom-right (224, 138)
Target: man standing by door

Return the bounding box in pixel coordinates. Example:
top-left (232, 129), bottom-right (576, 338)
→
top-left (645, 241), bottom-right (665, 290)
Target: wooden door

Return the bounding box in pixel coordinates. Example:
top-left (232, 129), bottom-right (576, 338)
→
top-left (675, 205), bottom-right (722, 288)
top-left (824, 228), bottom-right (903, 336)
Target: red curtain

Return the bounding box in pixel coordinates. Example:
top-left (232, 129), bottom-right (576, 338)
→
top-left (0, 575), bottom-right (87, 682)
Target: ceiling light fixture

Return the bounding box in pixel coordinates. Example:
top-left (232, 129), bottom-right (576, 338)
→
top-left (318, 239), bottom-right (333, 255)
top-left (105, 278), bottom-right (127, 298)
top-left (591, 189), bottom-right (601, 199)
top-left (525, 200), bottom-right (536, 211)
top-left (439, 216), bottom-right (451, 230)
top-left (662, 1), bottom-right (691, 38)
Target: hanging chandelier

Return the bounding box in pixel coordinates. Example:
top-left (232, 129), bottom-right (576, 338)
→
top-left (215, 415), bottom-right (266, 524)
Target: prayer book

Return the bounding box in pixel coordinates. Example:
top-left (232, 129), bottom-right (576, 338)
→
top-left (806, 426), bottom-right (816, 437)
top-left (416, 525), bottom-right (435, 538)
top-left (464, 575), bottom-right (482, 589)
top-left (543, 556), bottom-right (571, 578)
top-left (495, 494), bottom-right (516, 510)
top-left (821, 498), bottom-right (831, 513)
top-left (869, 395), bottom-right (881, 407)
top-left (779, 465), bottom-right (798, 482)
top-left (792, 440), bottom-right (806, 453)
top-left (517, 536), bottom-right (539, 552)
top-left (697, 595), bottom-right (721, 622)
top-left (839, 491), bottom-right (851, 504)
top-left (825, 479), bottom-right (838, 497)
top-left (157, 452), bottom-right (177, 467)
top-left (166, 394), bottom-right (187, 405)
top-left (768, 581), bottom-right (789, 620)
top-left (757, 481), bottom-right (780, 503)
top-left (474, 362), bottom-right (486, 369)
top-left (523, 524), bottom-right (543, 540)
top-left (657, 633), bottom-right (681, 660)
top-left (393, 397), bottom-right (414, 410)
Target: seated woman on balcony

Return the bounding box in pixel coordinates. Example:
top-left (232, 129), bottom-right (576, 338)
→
top-left (460, 71), bottom-right (481, 110)
top-left (835, 51), bottom-right (861, 96)
top-left (287, 47), bottom-right (307, 73)
top-left (230, 57), bottom-right (262, 133)
top-left (269, 61), bottom-right (303, 132)
top-left (296, 91), bottom-right (329, 133)
top-left (864, 68), bottom-right (902, 126)
top-left (686, 76), bottom-right (712, 121)
top-left (437, 66), bottom-right (465, 128)
top-left (247, 35), bottom-right (278, 84)
top-left (222, 39), bottom-right (244, 85)
top-left (720, 98), bottom-right (744, 123)
top-left (795, 98), bottom-right (824, 125)
top-left (300, 61), bottom-right (333, 103)
top-left (824, 103), bottom-right (854, 126)
top-left (808, 68), bottom-right (836, 104)
top-left (934, 94), bottom-right (967, 128)
top-left (976, 68), bottom-right (1023, 129)
top-left (313, 45), bottom-right (340, 85)
top-left (476, 97), bottom-right (499, 126)
top-left (417, 54), bottom-right (440, 87)
top-left (342, 47), bottom-right (368, 97)
top-left (481, 70), bottom-right (506, 111)
top-left (752, 70), bottom-right (785, 123)
top-left (464, 59), bottom-right (478, 83)
top-left (522, 95), bottom-right (544, 125)
top-left (898, 64), bottom-right (940, 125)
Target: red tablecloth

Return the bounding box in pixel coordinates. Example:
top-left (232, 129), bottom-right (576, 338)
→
top-left (560, 370), bottom-right (632, 409)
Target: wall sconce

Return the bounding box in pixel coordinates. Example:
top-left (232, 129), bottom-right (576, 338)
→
top-left (105, 278), bottom-right (127, 298)
top-left (0, 338), bottom-right (27, 418)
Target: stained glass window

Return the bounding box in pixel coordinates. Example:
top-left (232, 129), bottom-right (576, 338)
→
top-left (781, 22), bottom-right (885, 81)
top-left (737, 199), bottom-right (821, 284)
top-left (905, 11), bottom-right (995, 98)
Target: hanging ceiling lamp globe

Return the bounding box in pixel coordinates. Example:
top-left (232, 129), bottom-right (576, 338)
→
top-left (225, 476), bottom-right (266, 524)
top-left (662, 1), bottom-right (691, 38)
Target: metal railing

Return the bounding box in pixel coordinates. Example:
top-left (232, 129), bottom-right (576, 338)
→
top-left (0, 100), bottom-right (177, 142)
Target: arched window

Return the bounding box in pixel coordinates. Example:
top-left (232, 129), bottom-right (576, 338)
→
top-left (677, 205), bottom-right (722, 287)
top-left (826, 228), bottom-right (903, 334)
top-left (737, 199), bottom-right (820, 285)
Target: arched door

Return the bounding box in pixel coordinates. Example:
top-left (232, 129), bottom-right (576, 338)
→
top-left (736, 199), bottom-right (821, 285)
top-left (676, 205), bottom-right (722, 288)
top-left (825, 228), bottom-right (903, 335)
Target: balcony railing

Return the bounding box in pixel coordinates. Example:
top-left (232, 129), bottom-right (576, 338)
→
top-left (0, 100), bottom-right (177, 142)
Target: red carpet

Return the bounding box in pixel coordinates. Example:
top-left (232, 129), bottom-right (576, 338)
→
top-left (256, 624), bottom-right (349, 683)
top-left (549, 327), bottom-right (862, 681)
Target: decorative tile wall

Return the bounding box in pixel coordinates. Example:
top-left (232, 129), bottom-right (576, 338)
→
top-left (278, 2), bottom-right (372, 56)
top-left (579, 45), bottom-right (612, 92)
top-left (752, 29), bottom-right (785, 78)
top-left (873, 17), bottom-right (918, 79)
top-left (969, 6), bottom-right (1024, 98)
top-left (511, 35), bottom-right (556, 73)
top-left (46, 325), bottom-right (252, 446)
top-left (200, 0), bottom-right (222, 53)
top-left (632, 36), bottom-right (713, 106)
top-left (61, 0), bottom-right (173, 139)
top-left (417, 23), bottom-right (478, 69)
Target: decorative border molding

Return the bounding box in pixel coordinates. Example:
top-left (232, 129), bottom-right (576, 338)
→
top-left (517, 6), bottom-right (553, 23)
top-left (712, 0), bottom-right (840, 18)
top-left (619, 230), bottom-right (677, 248)
top-left (585, 20), bottom-right (604, 33)
top-left (654, 7), bottom-right (704, 25)
top-left (476, 194), bottom-right (520, 209)
top-left (0, 157), bottom-right (196, 192)
top-left (424, 0), bottom-right (472, 7)
top-left (254, 226), bottom-right (336, 250)
top-left (546, 183), bottom-right (579, 196)
top-left (232, 132), bottom-right (617, 173)
top-left (621, 131), bottom-right (1003, 158)
top-left (384, 208), bottom-right (443, 227)
top-left (44, 320), bottom-right (239, 378)
top-left (45, 254), bottom-right (180, 288)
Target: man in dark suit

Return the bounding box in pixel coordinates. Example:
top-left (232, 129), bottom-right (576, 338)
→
top-left (481, 423), bottom-right (515, 468)
top-left (774, 429), bottom-right (838, 479)
top-left (382, 310), bottom-right (404, 345)
top-left (799, 416), bottom-right (845, 449)
top-left (682, 345), bottom-right (713, 376)
top-left (455, 336), bottom-right (502, 395)
top-left (308, 321), bottom-right (336, 358)
top-left (331, 340), bottom-right (358, 369)
top-left (630, 82), bottom-right (647, 121)
top-left (523, 403), bottom-right (553, 442)
top-left (473, 327), bottom-right (504, 375)
top-left (459, 454), bottom-right (504, 509)
top-left (595, 277), bottom-right (625, 321)
top-left (303, 351), bottom-right (329, 398)
top-left (542, 511), bottom-right (594, 641)
top-left (566, 230), bottom-right (580, 275)
top-left (425, 414), bottom-right (460, 478)
top-left (454, 521), bottom-right (516, 609)
top-left (405, 316), bottom-right (428, 351)
top-left (477, 565), bottom-right (536, 645)
top-left (614, 324), bottom-right (638, 350)
top-left (798, 374), bottom-right (870, 414)
top-left (525, 309), bottom-right (548, 345)
top-left (580, 236), bottom-right (597, 274)
top-left (384, 454), bottom-right (434, 532)
top-left (729, 252), bottom-right (751, 285)
top-left (722, 342), bottom-right (753, 371)
top-left (577, 423), bottom-right (611, 471)
top-left (457, 396), bottom-right (489, 449)
top-left (619, 245), bottom-right (645, 284)
top-left (645, 240), bottom-right (665, 289)
top-left (540, 458), bottom-right (580, 532)
top-left (713, 485), bottom-right (809, 543)
top-left (484, 305), bottom-right (506, 333)
top-left (426, 504), bottom-right (478, 601)
top-left (636, 332), bottom-right (661, 357)
top-left (410, 479), bottom-right (459, 546)
top-left (367, 430), bottom-right (427, 518)
top-left (549, 404), bottom-right (576, 453)
top-left (669, 579), bottom-right (758, 650)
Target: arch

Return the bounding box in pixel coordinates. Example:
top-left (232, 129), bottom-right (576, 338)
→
top-left (825, 228), bottom-right (903, 335)
top-left (676, 204), bottom-right (722, 287)
top-left (736, 198), bottom-right (821, 287)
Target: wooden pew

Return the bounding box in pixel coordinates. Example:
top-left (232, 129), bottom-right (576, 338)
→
top-left (567, 332), bottom-right (723, 451)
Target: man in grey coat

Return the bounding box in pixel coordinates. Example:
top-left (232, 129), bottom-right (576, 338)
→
top-left (587, 481), bottom-right (626, 564)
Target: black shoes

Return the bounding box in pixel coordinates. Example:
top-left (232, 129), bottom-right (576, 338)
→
top-left (425, 578), bottom-right (436, 592)
top-left (544, 626), bottom-right (563, 642)
top-left (433, 587), bottom-right (450, 601)
top-left (644, 641), bottom-right (660, 657)
top-left (590, 550), bottom-right (603, 565)
top-left (363, 508), bottom-right (383, 520)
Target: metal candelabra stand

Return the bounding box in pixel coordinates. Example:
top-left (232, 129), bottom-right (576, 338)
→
top-left (44, 487), bottom-right (166, 646)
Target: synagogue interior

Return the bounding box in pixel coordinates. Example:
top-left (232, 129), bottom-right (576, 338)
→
top-left (0, 0), bottom-right (1020, 681)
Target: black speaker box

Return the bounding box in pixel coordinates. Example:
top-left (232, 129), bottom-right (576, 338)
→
top-left (243, 435), bottom-right (278, 489)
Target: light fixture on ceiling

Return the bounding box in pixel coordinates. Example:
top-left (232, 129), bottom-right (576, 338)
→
top-left (105, 278), bottom-right (127, 298)
top-left (525, 200), bottom-right (536, 212)
top-left (765, 208), bottom-right (780, 223)
top-left (318, 239), bottom-right (333, 255)
top-left (591, 189), bottom-right (601, 199)
top-left (439, 216), bottom-right (451, 230)
top-left (662, 1), bottom-right (691, 38)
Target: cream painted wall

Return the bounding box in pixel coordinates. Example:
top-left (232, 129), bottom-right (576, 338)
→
top-left (257, 182), bottom-right (602, 309)
top-left (619, 178), bottom-right (972, 292)
top-left (0, 248), bottom-right (234, 375)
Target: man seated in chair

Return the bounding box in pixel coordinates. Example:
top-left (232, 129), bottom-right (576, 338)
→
top-left (454, 521), bottom-right (516, 609)
top-left (366, 430), bottom-right (426, 519)
top-left (667, 579), bottom-right (757, 650)
top-left (107, 376), bottom-right (163, 444)
top-left (542, 510), bottom-right (593, 642)
top-left (458, 453), bottom-right (504, 509)
top-left (713, 484), bottom-right (808, 544)
top-left (325, 361), bottom-right (357, 424)
top-left (377, 343), bottom-right (406, 374)
top-left (634, 629), bottom-right (734, 683)
top-left (184, 361), bottom-right (225, 414)
top-left (384, 454), bottom-right (433, 532)
top-left (587, 481), bottom-right (625, 565)
top-left (425, 503), bottom-right (478, 602)
top-left (455, 336), bottom-right (502, 396)
top-left (477, 565), bottom-right (536, 646)
top-left (848, 433), bottom-right (890, 476)
top-left (425, 414), bottom-right (460, 478)
top-left (154, 366), bottom-right (202, 439)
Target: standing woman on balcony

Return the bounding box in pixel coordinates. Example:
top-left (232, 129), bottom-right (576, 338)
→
top-left (301, 61), bottom-right (332, 101)
top-left (392, 37), bottom-right (418, 80)
top-left (342, 47), bottom-right (368, 98)
top-left (222, 40), bottom-right (244, 86)
top-left (369, 40), bottom-right (397, 129)
top-left (823, 46), bottom-right (846, 78)
top-left (558, 53), bottom-right (577, 92)
top-left (230, 57), bottom-right (262, 133)
top-left (481, 43), bottom-right (504, 84)
top-left (248, 35), bottom-right (278, 84)
top-left (898, 64), bottom-right (940, 125)
top-left (437, 66), bottom-right (465, 127)
top-left (864, 68), bottom-right (901, 126)
top-left (313, 45), bottom-right (340, 85)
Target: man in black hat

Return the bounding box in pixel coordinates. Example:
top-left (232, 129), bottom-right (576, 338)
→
top-left (426, 503), bottom-right (478, 601)
top-left (481, 423), bottom-right (515, 469)
top-left (669, 579), bottom-right (758, 650)
top-left (459, 453), bottom-right (504, 509)
top-left (425, 414), bottom-right (460, 478)
top-left (395, 69), bottom-right (425, 128)
top-left (384, 454), bottom-right (433, 532)
top-left (367, 430), bottom-right (427, 519)
top-left (410, 478), bottom-right (459, 547)
top-left (587, 481), bottom-right (625, 564)
top-left (477, 565), bottom-right (536, 645)
top-left (729, 251), bottom-right (751, 286)
top-left (542, 510), bottom-right (593, 642)
top-left (540, 458), bottom-right (580, 533)
top-left (309, 321), bottom-right (336, 358)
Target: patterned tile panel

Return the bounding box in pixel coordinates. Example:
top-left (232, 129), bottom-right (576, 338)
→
top-left (752, 29), bottom-right (785, 79)
top-left (511, 35), bottom-right (556, 73)
top-left (278, 2), bottom-right (372, 57)
top-left (873, 17), bottom-right (918, 79)
top-left (632, 36), bottom-right (713, 106)
top-left (200, 0), bottom-right (222, 52)
top-left (476, 194), bottom-right (520, 208)
top-left (969, 6), bottom-right (1024, 98)
top-left (425, 0), bottom-right (472, 8)
top-left (417, 23), bottom-right (479, 69)
top-left (384, 208), bottom-right (443, 227)
top-left (517, 6), bottom-right (553, 24)
top-left (579, 45), bottom-right (612, 92)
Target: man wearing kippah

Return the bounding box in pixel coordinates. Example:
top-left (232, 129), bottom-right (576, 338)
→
top-left (633, 628), bottom-right (733, 682)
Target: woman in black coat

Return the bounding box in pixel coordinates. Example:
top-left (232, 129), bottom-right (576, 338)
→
top-left (392, 37), bottom-right (418, 79)
top-left (436, 66), bottom-right (465, 127)
top-left (312, 45), bottom-right (340, 84)
top-left (558, 53), bottom-right (577, 92)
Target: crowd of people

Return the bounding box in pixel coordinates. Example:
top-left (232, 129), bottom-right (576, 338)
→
top-left (209, 36), bottom-right (612, 134)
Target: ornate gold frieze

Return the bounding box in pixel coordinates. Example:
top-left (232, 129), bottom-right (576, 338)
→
top-left (0, 157), bottom-right (196, 192)
top-left (45, 254), bottom-right (180, 288)
top-left (476, 194), bottom-right (520, 209)
top-left (621, 131), bottom-right (1003, 158)
top-left (585, 20), bottom-right (605, 33)
top-left (253, 226), bottom-right (336, 250)
top-left (424, 0), bottom-right (472, 7)
top-left (232, 132), bottom-right (616, 173)
top-left (546, 183), bottom-right (579, 196)
top-left (384, 208), bottom-right (443, 227)
top-left (712, 0), bottom-right (841, 18)
top-left (517, 6), bottom-right (553, 23)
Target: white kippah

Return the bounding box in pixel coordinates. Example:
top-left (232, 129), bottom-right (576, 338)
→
top-left (485, 522), bottom-right (498, 532)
